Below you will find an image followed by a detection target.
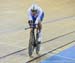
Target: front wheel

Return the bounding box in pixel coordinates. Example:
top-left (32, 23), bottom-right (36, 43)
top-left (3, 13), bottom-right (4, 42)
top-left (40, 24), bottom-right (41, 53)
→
top-left (28, 31), bottom-right (35, 57)
top-left (28, 40), bottom-right (34, 56)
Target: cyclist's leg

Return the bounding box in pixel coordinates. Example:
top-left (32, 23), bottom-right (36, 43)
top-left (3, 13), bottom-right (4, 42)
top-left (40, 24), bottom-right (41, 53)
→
top-left (38, 22), bottom-right (42, 43)
top-left (38, 12), bottom-right (44, 43)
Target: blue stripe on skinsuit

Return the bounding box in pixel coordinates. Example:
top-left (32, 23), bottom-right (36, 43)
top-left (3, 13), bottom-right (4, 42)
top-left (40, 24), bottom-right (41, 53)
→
top-left (40, 12), bottom-right (44, 21)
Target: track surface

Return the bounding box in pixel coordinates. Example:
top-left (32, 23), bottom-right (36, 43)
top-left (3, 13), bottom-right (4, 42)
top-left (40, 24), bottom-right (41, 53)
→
top-left (0, 0), bottom-right (75, 63)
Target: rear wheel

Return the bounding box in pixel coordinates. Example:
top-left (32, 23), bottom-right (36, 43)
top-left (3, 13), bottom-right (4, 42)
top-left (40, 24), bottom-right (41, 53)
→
top-left (36, 33), bottom-right (40, 54)
top-left (36, 41), bottom-right (40, 54)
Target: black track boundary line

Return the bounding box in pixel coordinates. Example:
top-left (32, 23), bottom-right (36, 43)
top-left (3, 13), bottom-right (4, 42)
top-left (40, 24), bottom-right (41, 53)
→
top-left (43, 15), bottom-right (75, 24)
top-left (42, 30), bottom-right (75, 44)
top-left (0, 48), bottom-right (27, 59)
top-left (0, 30), bottom-right (75, 59)
top-left (26, 40), bottom-right (75, 63)
top-left (25, 15), bottom-right (75, 30)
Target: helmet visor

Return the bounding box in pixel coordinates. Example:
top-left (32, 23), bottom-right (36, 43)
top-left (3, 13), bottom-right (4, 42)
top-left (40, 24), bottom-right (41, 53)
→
top-left (31, 9), bottom-right (37, 12)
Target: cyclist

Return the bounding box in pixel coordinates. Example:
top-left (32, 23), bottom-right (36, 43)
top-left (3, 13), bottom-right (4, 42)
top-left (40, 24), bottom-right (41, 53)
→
top-left (27, 4), bottom-right (44, 44)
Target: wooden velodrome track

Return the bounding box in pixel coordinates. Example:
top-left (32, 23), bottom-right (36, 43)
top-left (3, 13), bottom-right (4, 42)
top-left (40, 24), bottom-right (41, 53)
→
top-left (0, 0), bottom-right (75, 63)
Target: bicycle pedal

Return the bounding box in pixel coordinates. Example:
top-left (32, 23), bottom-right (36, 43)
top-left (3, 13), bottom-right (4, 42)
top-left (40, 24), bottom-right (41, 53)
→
top-left (38, 41), bottom-right (41, 44)
top-left (33, 43), bottom-right (37, 47)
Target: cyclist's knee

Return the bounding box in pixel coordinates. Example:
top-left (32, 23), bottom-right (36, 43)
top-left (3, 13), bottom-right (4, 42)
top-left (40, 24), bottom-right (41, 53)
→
top-left (38, 22), bottom-right (42, 30)
top-left (30, 28), bottom-right (33, 32)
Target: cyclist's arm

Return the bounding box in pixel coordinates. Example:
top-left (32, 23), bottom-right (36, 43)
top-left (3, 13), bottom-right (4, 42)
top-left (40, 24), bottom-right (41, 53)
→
top-left (27, 9), bottom-right (33, 26)
top-left (28, 9), bottom-right (32, 21)
top-left (35, 8), bottom-right (43, 24)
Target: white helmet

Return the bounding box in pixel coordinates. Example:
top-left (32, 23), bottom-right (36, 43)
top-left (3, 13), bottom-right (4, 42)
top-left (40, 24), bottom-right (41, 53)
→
top-left (31, 4), bottom-right (38, 12)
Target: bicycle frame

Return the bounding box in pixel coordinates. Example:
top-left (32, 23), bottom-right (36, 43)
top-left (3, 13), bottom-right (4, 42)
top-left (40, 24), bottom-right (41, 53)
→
top-left (28, 23), bottom-right (40, 56)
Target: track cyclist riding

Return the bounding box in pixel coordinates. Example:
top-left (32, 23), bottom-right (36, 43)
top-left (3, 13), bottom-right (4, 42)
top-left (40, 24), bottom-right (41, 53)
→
top-left (27, 4), bottom-right (44, 56)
